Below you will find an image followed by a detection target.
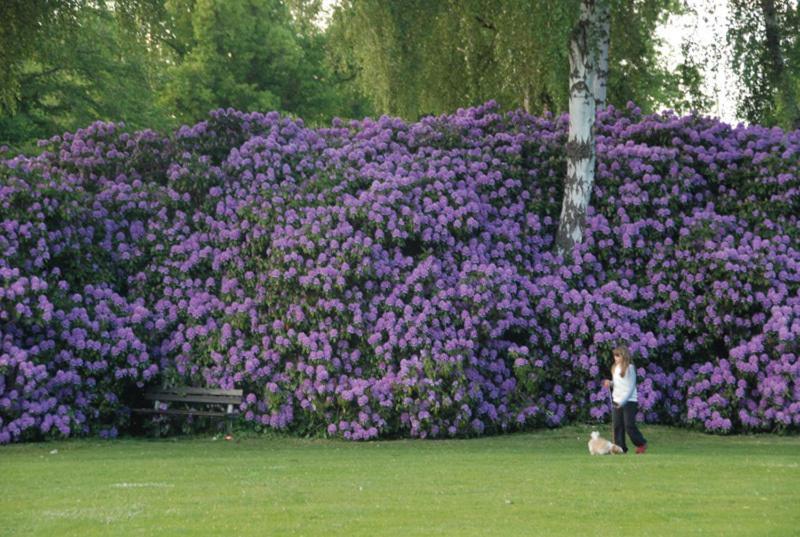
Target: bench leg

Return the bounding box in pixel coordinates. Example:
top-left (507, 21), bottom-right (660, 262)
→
top-left (154, 400), bottom-right (161, 438)
top-left (226, 404), bottom-right (234, 436)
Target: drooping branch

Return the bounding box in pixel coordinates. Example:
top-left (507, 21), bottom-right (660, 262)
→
top-left (474, 15), bottom-right (497, 32)
top-left (759, 0), bottom-right (800, 128)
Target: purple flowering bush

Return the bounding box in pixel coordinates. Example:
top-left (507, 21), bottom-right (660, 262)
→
top-left (2, 102), bottom-right (799, 443)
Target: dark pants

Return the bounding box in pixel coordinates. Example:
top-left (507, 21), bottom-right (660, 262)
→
top-left (612, 401), bottom-right (647, 453)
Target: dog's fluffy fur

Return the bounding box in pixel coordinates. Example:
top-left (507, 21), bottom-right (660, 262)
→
top-left (588, 431), bottom-right (624, 455)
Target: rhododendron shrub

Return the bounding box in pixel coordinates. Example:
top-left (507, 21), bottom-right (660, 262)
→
top-left (2, 103), bottom-right (799, 443)
top-left (1, 126), bottom-right (162, 443)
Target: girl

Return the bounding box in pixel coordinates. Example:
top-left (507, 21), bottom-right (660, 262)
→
top-left (602, 346), bottom-right (647, 454)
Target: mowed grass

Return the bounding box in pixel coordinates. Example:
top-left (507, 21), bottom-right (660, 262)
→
top-left (1, 425), bottom-right (798, 537)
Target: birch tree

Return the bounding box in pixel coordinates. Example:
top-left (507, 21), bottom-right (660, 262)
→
top-left (555, 0), bottom-right (600, 259)
top-left (593, 0), bottom-right (611, 109)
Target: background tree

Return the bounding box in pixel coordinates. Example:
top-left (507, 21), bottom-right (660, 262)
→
top-left (728, 0), bottom-right (800, 128)
top-left (328, 0), bottom-right (706, 120)
top-left (0, 4), bottom-right (170, 151)
top-left (0, 0), bottom-right (371, 151)
top-left (1, 0), bottom-right (79, 113)
top-left (158, 0), bottom-right (363, 125)
top-left (0, 0), bottom-right (166, 113)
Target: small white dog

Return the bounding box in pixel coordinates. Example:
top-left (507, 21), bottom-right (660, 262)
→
top-left (588, 430), bottom-right (624, 455)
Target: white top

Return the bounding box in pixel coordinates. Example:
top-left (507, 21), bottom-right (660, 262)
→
top-left (611, 364), bottom-right (638, 405)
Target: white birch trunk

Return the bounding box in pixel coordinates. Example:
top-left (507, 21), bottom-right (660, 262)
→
top-left (555, 0), bottom-right (596, 259)
top-left (593, 0), bottom-right (610, 109)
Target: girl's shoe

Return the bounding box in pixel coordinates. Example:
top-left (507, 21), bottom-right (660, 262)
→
top-left (635, 444), bottom-right (647, 454)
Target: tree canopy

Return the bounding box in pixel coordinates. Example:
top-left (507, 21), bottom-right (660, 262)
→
top-left (728, 0), bottom-right (800, 128)
top-left (327, 0), bottom-right (707, 119)
top-left (0, 3), bottom-right (170, 148)
top-left (1, 0), bottom-right (797, 152)
top-left (0, 0), bottom-right (368, 151)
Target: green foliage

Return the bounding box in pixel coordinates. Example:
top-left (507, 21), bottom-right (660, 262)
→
top-left (158, 0), bottom-right (367, 126)
top-left (607, 0), bottom-right (710, 114)
top-left (327, 0), bottom-right (566, 118)
top-left (0, 0), bottom-right (166, 114)
top-left (0, 4), bottom-right (172, 151)
top-left (159, 0), bottom-right (294, 121)
top-left (1, 0), bottom-right (371, 150)
top-left (328, 0), bottom-right (707, 119)
top-left (728, 0), bottom-right (800, 128)
top-left (0, 0), bottom-right (77, 113)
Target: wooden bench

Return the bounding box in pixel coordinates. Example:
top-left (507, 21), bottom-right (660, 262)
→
top-left (133, 387), bottom-right (243, 435)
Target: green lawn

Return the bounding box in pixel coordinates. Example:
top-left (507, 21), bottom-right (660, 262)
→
top-left (1, 425), bottom-right (798, 537)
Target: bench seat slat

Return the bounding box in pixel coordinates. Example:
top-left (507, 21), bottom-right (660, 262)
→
top-left (145, 388), bottom-right (243, 397)
top-left (143, 393), bottom-right (242, 405)
top-left (133, 408), bottom-right (230, 418)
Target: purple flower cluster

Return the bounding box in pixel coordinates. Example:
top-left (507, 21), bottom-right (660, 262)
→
top-left (2, 102), bottom-right (799, 443)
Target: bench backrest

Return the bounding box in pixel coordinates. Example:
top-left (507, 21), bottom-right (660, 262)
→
top-left (144, 387), bottom-right (243, 405)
